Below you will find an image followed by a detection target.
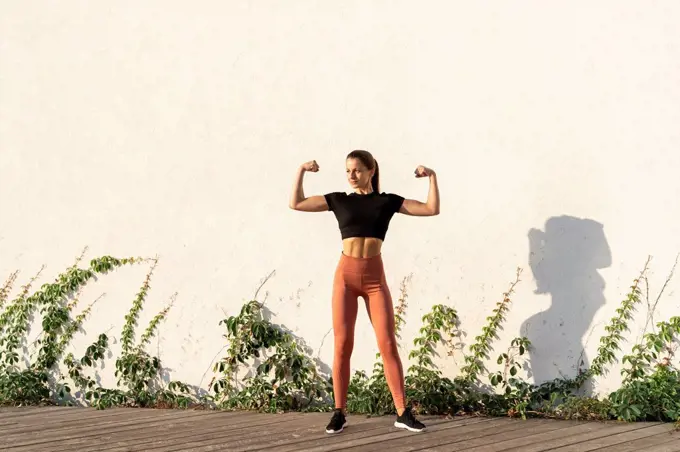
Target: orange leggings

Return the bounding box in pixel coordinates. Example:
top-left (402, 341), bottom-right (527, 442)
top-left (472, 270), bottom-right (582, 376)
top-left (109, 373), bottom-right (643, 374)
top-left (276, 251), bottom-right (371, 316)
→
top-left (331, 253), bottom-right (406, 411)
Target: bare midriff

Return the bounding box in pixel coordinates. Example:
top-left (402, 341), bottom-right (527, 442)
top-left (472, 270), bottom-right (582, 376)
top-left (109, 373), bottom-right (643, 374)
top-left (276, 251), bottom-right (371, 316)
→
top-left (341, 237), bottom-right (383, 258)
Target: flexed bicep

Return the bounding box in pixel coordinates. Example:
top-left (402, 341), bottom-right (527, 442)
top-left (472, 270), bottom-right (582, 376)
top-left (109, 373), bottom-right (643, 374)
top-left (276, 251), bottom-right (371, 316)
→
top-left (399, 199), bottom-right (436, 216)
top-left (289, 161), bottom-right (330, 212)
top-left (398, 166), bottom-right (440, 216)
top-left (292, 195), bottom-right (329, 212)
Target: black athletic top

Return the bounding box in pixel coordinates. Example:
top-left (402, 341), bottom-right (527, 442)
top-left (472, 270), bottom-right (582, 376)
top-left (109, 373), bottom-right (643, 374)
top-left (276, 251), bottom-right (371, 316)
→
top-left (324, 191), bottom-right (405, 241)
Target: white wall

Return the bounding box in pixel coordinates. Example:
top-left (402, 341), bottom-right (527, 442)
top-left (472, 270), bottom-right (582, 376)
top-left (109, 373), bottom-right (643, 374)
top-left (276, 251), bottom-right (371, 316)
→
top-left (1, 1), bottom-right (679, 398)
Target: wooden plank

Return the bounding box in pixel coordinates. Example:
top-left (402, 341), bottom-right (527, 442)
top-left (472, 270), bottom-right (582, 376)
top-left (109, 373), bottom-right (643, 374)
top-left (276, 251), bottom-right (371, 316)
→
top-left (212, 416), bottom-right (498, 452)
top-left (0, 408), bottom-right (675, 452)
top-left (0, 406), bottom-right (177, 427)
top-left (0, 406), bottom-right (63, 412)
top-left (0, 410), bottom-right (218, 449)
top-left (41, 412), bottom-right (320, 452)
top-left (456, 421), bottom-right (660, 452)
top-left (129, 413), bottom-right (402, 452)
top-left (225, 415), bottom-right (398, 452)
top-left (0, 407), bottom-right (210, 439)
top-left (544, 423), bottom-right (676, 451)
top-left (232, 415), bottom-right (436, 452)
top-left (347, 418), bottom-right (575, 452)
top-left (147, 418), bottom-right (571, 452)
top-left (5, 408), bottom-right (257, 439)
top-left (135, 415), bottom-right (474, 452)
top-left (304, 418), bottom-right (522, 452)
top-left (107, 413), bottom-right (345, 452)
top-left (248, 415), bottom-right (494, 452)
top-left (638, 441), bottom-right (680, 452)
top-left (95, 413), bottom-right (334, 451)
top-left (0, 408), bottom-right (197, 440)
top-left (576, 429), bottom-right (679, 452)
top-left (0, 407), bottom-right (189, 434)
top-left (0, 406), bottom-right (66, 419)
top-left (66, 412), bottom-right (317, 452)
top-left (230, 415), bottom-right (465, 452)
top-left (2, 413), bottom-right (220, 452)
top-left (644, 440), bottom-right (680, 452)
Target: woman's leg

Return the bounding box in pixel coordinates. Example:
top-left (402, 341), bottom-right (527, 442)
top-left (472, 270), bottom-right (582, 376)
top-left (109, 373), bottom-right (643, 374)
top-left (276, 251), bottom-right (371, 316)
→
top-left (362, 277), bottom-right (406, 413)
top-left (363, 272), bottom-right (426, 432)
top-left (331, 271), bottom-right (359, 411)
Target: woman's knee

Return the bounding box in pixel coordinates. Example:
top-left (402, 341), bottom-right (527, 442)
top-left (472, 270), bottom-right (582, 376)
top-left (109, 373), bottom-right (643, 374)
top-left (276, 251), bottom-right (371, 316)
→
top-left (377, 335), bottom-right (399, 356)
top-left (333, 333), bottom-right (354, 356)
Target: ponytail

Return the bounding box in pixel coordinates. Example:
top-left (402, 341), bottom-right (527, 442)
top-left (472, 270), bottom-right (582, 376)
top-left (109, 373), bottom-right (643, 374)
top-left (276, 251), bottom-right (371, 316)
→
top-left (371, 159), bottom-right (380, 193)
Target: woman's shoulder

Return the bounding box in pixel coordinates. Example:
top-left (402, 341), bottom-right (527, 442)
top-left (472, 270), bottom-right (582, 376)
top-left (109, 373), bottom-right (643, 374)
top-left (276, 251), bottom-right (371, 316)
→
top-left (324, 191), bottom-right (348, 199)
top-left (323, 191), bottom-right (349, 211)
top-left (382, 192), bottom-right (405, 200)
top-left (381, 192), bottom-right (405, 211)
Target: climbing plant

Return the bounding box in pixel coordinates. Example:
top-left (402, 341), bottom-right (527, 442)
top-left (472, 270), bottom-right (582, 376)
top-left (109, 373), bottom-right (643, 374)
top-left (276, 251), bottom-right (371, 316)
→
top-left (0, 249), bottom-right (193, 409)
top-left (209, 272), bottom-right (328, 413)
top-left (460, 268), bottom-right (524, 385)
top-left (2, 249), bottom-right (679, 428)
top-left (205, 256), bottom-right (679, 426)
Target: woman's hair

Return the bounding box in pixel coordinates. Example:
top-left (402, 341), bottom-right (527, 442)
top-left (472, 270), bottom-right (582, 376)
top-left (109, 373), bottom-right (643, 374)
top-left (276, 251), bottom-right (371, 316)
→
top-left (346, 149), bottom-right (380, 193)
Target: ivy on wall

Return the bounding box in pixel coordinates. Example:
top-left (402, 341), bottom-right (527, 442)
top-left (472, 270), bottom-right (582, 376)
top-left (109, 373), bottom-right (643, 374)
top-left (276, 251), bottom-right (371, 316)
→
top-left (1, 249), bottom-right (678, 429)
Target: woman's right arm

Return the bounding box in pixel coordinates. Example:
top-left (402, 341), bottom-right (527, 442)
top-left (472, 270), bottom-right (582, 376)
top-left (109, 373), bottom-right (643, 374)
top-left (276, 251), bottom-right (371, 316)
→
top-left (289, 160), bottom-right (329, 212)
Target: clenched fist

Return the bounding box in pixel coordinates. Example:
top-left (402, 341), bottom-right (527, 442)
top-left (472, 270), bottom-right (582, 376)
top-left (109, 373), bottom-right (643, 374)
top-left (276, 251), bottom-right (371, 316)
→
top-left (414, 165), bottom-right (434, 178)
top-left (300, 160), bottom-right (320, 172)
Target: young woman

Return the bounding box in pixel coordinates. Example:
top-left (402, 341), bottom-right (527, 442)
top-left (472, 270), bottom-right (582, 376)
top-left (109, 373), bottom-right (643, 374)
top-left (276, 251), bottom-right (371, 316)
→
top-left (289, 150), bottom-right (440, 434)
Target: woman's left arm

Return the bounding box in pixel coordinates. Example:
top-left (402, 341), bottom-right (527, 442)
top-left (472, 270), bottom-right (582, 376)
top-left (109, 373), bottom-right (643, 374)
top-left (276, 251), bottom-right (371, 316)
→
top-left (399, 165), bottom-right (440, 216)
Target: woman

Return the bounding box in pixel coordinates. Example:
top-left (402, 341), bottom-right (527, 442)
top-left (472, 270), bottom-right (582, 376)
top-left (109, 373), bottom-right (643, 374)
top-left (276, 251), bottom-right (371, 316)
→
top-left (289, 150), bottom-right (440, 434)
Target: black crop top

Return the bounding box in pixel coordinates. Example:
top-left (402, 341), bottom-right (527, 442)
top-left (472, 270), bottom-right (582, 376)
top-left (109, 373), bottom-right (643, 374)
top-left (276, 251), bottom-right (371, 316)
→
top-left (324, 191), bottom-right (405, 241)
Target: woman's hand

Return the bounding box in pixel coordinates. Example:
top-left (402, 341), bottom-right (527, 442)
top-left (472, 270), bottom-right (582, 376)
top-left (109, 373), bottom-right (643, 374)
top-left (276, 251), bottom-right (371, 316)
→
top-left (414, 165), bottom-right (435, 178)
top-left (301, 160), bottom-right (320, 173)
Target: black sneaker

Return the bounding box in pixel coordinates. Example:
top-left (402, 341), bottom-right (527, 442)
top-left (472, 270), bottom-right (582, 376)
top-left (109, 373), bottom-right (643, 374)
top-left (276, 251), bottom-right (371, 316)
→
top-left (394, 407), bottom-right (426, 432)
top-left (325, 408), bottom-right (347, 434)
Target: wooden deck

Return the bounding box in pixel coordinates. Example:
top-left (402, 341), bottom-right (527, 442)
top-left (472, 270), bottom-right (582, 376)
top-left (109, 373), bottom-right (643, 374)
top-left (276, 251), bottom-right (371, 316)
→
top-left (0, 407), bottom-right (678, 451)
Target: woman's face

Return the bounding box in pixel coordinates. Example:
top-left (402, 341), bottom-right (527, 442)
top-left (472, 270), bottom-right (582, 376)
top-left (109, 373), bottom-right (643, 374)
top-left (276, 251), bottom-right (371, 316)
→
top-left (346, 157), bottom-right (373, 190)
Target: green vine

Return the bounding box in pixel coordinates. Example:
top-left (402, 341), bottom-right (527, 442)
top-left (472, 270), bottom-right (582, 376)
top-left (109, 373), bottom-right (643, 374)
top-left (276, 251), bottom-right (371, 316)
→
top-left (2, 251), bottom-right (679, 427)
top-left (487, 337), bottom-right (533, 418)
top-left (460, 268), bottom-right (523, 384)
top-left (210, 274), bottom-right (328, 413)
top-left (0, 270), bottom-right (19, 310)
top-left (544, 257), bottom-right (680, 424)
top-left (0, 265), bottom-right (46, 370)
top-left (94, 260), bottom-right (191, 409)
top-left (60, 333), bottom-right (109, 403)
top-left (586, 257), bottom-right (651, 379)
top-left (608, 315), bottom-right (680, 422)
top-left (490, 337), bottom-right (531, 391)
top-left (0, 252), bottom-right (141, 406)
top-left (0, 250), bottom-right (192, 410)
top-left (393, 273), bottom-right (413, 340)
top-left (405, 304), bottom-right (462, 415)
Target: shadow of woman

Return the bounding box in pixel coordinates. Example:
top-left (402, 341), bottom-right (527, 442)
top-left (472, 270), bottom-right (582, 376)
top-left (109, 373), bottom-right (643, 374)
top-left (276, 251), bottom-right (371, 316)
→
top-left (521, 215), bottom-right (611, 396)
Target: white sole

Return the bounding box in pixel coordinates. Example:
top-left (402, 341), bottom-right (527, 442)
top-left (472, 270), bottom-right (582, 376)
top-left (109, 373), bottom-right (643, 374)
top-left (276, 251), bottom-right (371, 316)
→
top-left (325, 421), bottom-right (347, 434)
top-left (394, 421), bottom-right (426, 432)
